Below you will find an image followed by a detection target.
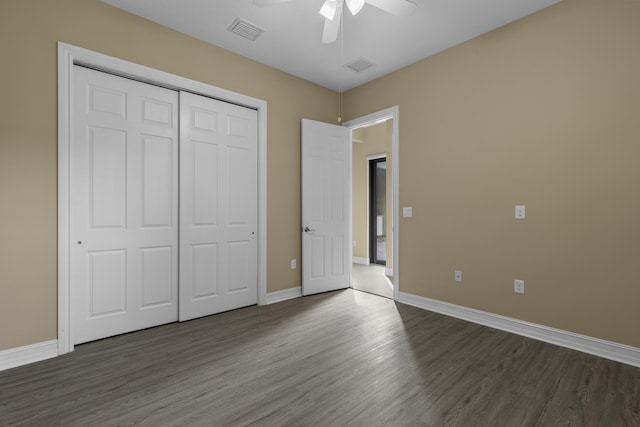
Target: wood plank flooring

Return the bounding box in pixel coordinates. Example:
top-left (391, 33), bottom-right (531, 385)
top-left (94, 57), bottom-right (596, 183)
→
top-left (1, 289), bottom-right (639, 426)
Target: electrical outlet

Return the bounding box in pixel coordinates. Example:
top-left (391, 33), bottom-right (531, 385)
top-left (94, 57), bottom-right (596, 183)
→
top-left (454, 270), bottom-right (463, 282)
top-left (514, 279), bottom-right (525, 294)
top-left (515, 205), bottom-right (526, 219)
top-left (291, 259), bottom-right (297, 269)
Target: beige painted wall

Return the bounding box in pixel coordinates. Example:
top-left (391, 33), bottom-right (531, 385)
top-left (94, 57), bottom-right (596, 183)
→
top-left (352, 122), bottom-right (393, 268)
top-left (0, 0), bottom-right (337, 351)
top-left (352, 128), bottom-right (370, 260)
top-left (344, 0), bottom-right (640, 347)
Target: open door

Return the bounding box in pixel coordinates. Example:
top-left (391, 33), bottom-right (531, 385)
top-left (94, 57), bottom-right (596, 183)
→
top-left (301, 119), bottom-right (351, 296)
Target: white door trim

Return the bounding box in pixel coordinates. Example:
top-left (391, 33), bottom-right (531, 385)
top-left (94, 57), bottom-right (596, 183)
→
top-left (343, 107), bottom-right (400, 301)
top-left (57, 42), bottom-right (268, 355)
top-left (366, 153), bottom-right (387, 161)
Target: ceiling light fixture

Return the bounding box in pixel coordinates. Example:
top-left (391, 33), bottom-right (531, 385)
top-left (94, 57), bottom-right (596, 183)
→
top-left (345, 0), bottom-right (365, 16)
top-left (322, 0), bottom-right (369, 21)
top-left (254, 0), bottom-right (416, 44)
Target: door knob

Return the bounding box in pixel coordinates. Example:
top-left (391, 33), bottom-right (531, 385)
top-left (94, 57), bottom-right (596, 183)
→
top-left (303, 226), bottom-right (315, 232)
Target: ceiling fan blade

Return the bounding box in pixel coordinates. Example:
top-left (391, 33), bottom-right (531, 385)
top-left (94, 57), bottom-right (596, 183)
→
top-left (319, 0), bottom-right (340, 21)
top-left (253, 0), bottom-right (294, 7)
top-left (321, 5), bottom-right (343, 44)
top-left (364, 0), bottom-right (416, 16)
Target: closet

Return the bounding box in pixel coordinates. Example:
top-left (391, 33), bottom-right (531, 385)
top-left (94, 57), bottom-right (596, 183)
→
top-left (72, 66), bottom-right (257, 344)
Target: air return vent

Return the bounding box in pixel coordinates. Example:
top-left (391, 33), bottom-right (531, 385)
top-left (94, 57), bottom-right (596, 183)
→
top-left (344, 57), bottom-right (375, 73)
top-left (228, 18), bottom-right (265, 41)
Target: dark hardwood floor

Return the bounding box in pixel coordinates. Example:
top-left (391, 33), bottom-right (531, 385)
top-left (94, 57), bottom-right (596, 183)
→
top-left (1, 289), bottom-right (639, 426)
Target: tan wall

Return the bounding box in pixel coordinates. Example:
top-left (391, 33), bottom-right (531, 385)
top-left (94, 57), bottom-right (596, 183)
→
top-left (344, 0), bottom-right (640, 347)
top-left (0, 0), bottom-right (337, 351)
top-left (351, 128), bottom-right (369, 260)
top-left (352, 122), bottom-right (393, 267)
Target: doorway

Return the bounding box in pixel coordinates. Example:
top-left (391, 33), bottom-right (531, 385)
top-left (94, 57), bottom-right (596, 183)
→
top-left (347, 112), bottom-right (397, 300)
top-left (369, 157), bottom-right (387, 266)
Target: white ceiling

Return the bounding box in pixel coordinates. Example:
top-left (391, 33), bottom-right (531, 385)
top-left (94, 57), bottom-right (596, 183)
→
top-left (101, 0), bottom-right (561, 92)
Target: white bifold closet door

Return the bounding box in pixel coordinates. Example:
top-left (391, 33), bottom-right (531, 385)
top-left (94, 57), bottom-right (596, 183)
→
top-left (72, 67), bottom-right (258, 344)
top-left (72, 66), bottom-right (179, 344)
top-left (179, 91), bottom-right (258, 321)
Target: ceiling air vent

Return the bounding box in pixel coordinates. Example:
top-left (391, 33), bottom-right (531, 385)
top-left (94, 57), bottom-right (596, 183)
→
top-left (345, 57), bottom-right (375, 73)
top-left (228, 18), bottom-right (265, 41)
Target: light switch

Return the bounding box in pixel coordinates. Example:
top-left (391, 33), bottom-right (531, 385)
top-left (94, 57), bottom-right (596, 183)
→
top-left (514, 279), bottom-right (525, 294)
top-left (515, 205), bottom-right (526, 219)
top-left (403, 207), bottom-right (413, 217)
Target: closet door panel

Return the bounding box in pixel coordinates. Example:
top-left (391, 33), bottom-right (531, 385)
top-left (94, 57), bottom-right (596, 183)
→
top-left (72, 66), bottom-right (179, 344)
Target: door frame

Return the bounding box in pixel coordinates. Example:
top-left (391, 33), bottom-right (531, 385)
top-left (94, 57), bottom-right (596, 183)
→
top-left (343, 106), bottom-right (400, 301)
top-left (57, 42), bottom-right (268, 355)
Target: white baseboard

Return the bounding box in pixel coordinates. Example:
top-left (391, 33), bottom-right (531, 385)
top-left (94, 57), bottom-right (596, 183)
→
top-left (266, 286), bottom-right (302, 304)
top-left (353, 257), bottom-right (370, 265)
top-left (398, 292), bottom-right (640, 368)
top-left (0, 340), bottom-right (58, 372)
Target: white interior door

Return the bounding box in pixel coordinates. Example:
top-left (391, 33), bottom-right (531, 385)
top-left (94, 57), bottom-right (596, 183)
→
top-left (179, 91), bottom-right (258, 321)
top-left (72, 66), bottom-right (179, 344)
top-left (301, 119), bottom-right (351, 296)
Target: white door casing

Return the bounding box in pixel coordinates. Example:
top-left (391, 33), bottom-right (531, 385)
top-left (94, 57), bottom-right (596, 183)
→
top-left (179, 91), bottom-right (258, 321)
top-left (301, 119), bottom-right (351, 296)
top-left (72, 66), bottom-right (179, 344)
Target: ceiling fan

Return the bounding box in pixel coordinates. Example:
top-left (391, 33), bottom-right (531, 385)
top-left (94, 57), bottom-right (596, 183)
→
top-left (253, 0), bottom-right (416, 44)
